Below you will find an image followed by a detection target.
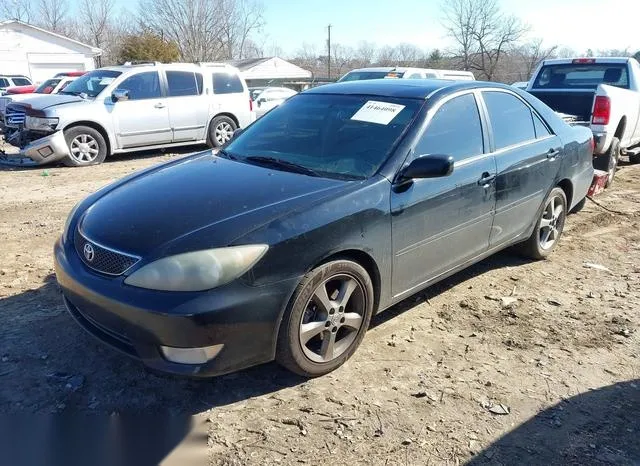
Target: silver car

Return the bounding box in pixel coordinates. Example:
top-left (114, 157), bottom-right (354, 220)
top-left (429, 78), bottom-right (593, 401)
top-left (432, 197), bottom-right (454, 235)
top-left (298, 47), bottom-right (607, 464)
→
top-left (8, 62), bottom-right (255, 167)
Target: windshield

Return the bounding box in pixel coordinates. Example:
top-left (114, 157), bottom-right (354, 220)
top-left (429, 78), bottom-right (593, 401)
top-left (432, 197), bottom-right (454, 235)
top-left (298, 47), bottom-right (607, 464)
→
top-left (338, 71), bottom-right (404, 82)
top-left (35, 78), bottom-right (62, 93)
top-left (12, 78), bottom-right (31, 86)
top-left (532, 64), bottom-right (629, 90)
top-left (226, 93), bottom-right (422, 180)
top-left (61, 70), bottom-right (122, 97)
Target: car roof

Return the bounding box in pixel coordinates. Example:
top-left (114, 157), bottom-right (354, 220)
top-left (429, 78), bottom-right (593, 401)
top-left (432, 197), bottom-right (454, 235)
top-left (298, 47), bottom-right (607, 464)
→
top-left (305, 79), bottom-right (501, 100)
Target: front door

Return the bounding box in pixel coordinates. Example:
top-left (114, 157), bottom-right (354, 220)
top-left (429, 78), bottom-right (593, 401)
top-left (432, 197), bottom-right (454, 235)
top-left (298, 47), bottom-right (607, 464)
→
top-left (110, 71), bottom-right (172, 148)
top-left (391, 92), bottom-right (496, 299)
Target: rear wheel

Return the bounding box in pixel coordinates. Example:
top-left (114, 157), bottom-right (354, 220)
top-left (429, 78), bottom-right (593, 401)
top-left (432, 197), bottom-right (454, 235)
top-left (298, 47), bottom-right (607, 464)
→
top-left (207, 116), bottom-right (237, 148)
top-left (276, 260), bottom-right (375, 377)
top-left (629, 152), bottom-right (640, 164)
top-left (593, 137), bottom-right (620, 188)
top-left (517, 187), bottom-right (567, 260)
top-left (63, 126), bottom-right (107, 167)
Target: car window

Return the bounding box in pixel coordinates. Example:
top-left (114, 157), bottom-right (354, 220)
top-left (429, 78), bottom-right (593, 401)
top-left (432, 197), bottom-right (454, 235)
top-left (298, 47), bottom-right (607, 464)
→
top-left (35, 78), bottom-right (62, 93)
top-left (166, 71), bottom-right (199, 97)
top-left (532, 64), bottom-right (629, 90)
top-left (407, 73), bottom-right (423, 79)
top-left (415, 93), bottom-right (484, 162)
top-left (533, 112), bottom-right (552, 138)
top-left (0, 78), bottom-right (9, 87)
top-left (226, 93), bottom-right (422, 180)
top-left (62, 69), bottom-right (122, 98)
top-left (12, 78), bottom-right (31, 86)
top-left (483, 91), bottom-right (536, 150)
top-left (118, 72), bottom-right (161, 100)
top-left (213, 73), bottom-right (244, 94)
top-left (196, 73), bottom-right (203, 94)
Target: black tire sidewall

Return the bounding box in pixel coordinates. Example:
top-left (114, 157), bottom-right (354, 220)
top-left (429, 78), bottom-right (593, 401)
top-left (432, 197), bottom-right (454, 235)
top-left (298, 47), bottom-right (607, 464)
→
top-left (534, 187), bottom-right (567, 258)
top-left (208, 116), bottom-right (237, 148)
top-left (276, 260), bottom-right (375, 377)
top-left (63, 126), bottom-right (107, 167)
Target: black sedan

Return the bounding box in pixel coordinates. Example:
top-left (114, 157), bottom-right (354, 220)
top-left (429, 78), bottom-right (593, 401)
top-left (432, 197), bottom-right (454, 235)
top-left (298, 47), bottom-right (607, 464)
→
top-left (54, 79), bottom-right (594, 377)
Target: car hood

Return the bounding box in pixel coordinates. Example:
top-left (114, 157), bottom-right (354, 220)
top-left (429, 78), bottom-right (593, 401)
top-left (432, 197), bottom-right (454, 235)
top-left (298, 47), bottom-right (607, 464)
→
top-left (17, 93), bottom-right (86, 110)
top-left (78, 152), bottom-right (350, 257)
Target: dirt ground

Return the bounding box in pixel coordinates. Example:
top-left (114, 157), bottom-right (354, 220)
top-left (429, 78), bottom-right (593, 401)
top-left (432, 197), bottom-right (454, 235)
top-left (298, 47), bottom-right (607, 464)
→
top-left (1, 145), bottom-right (639, 465)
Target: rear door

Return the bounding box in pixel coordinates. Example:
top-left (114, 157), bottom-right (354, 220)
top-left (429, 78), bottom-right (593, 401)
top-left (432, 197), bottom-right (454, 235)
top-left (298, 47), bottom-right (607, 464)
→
top-left (391, 92), bottom-right (496, 298)
top-left (212, 72), bottom-right (251, 127)
top-left (164, 70), bottom-right (208, 142)
top-left (110, 71), bottom-right (172, 148)
top-left (480, 90), bottom-right (561, 246)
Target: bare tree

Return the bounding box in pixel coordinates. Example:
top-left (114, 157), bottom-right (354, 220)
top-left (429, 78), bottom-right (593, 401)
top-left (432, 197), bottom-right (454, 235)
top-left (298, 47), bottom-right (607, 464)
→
top-left (354, 41), bottom-right (377, 67)
top-left (394, 43), bottom-right (423, 66)
top-left (513, 39), bottom-right (558, 81)
top-left (376, 45), bottom-right (399, 66)
top-left (219, 0), bottom-right (264, 59)
top-left (36, 0), bottom-right (69, 33)
top-left (0, 0), bottom-right (33, 22)
top-left (291, 42), bottom-right (320, 73)
top-left (331, 43), bottom-right (355, 77)
top-left (442, 0), bottom-right (528, 80)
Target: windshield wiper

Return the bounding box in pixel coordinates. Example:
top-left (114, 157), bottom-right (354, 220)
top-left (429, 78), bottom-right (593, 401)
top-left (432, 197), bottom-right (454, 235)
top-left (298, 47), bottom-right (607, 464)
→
top-left (244, 156), bottom-right (321, 177)
top-left (59, 91), bottom-right (88, 99)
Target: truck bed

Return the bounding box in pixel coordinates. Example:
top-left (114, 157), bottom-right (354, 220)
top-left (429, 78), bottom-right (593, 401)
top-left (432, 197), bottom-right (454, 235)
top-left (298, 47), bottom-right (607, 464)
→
top-left (529, 91), bottom-right (594, 122)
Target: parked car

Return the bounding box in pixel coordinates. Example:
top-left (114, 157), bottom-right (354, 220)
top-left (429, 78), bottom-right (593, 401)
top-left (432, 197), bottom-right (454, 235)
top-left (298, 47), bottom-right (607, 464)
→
top-left (254, 87), bottom-right (297, 118)
top-left (0, 75), bottom-right (32, 94)
top-left (512, 81), bottom-right (529, 90)
top-left (0, 73), bottom-right (85, 130)
top-left (249, 87), bottom-right (267, 100)
top-left (528, 57), bottom-right (640, 186)
top-left (338, 67), bottom-right (475, 82)
top-left (55, 79), bottom-right (593, 378)
top-left (6, 62), bottom-right (254, 166)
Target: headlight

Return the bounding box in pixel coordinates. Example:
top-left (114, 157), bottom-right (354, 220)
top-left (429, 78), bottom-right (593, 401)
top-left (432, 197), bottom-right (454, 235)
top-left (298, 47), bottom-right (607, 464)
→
top-left (124, 245), bottom-right (269, 292)
top-left (62, 201), bottom-right (82, 242)
top-left (25, 116), bottom-right (58, 131)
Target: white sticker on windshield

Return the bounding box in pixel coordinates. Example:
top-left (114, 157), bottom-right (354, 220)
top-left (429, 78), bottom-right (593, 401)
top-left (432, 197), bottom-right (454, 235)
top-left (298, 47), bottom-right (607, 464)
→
top-left (351, 100), bottom-right (406, 125)
top-left (99, 77), bottom-right (115, 85)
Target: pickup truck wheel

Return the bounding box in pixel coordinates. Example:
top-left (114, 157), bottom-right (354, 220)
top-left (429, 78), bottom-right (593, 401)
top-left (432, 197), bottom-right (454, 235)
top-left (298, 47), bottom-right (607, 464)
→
top-left (630, 153), bottom-right (640, 164)
top-left (63, 126), bottom-right (107, 167)
top-left (517, 187), bottom-right (567, 260)
top-left (207, 116), bottom-right (237, 148)
top-left (593, 137), bottom-right (620, 188)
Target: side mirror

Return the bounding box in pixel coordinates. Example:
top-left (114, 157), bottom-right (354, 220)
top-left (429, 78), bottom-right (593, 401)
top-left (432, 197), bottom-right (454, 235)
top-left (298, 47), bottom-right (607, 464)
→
top-left (397, 154), bottom-right (454, 183)
top-left (112, 89), bottom-right (129, 102)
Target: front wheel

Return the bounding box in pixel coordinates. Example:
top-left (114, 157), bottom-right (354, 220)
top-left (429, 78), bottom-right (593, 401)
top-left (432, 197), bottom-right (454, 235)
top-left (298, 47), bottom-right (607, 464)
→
top-left (517, 187), bottom-right (567, 260)
top-left (63, 126), bottom-right (107, 167)
top-left (207, 116), bottom-right (237, 148)
top-left (276, 260), bottom-right (375, 377)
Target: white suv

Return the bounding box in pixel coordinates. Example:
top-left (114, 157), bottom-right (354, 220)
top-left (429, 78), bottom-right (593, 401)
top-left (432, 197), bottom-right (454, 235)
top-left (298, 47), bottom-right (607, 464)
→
top-left (9, 62), bottom-right (254, 166)
top-left (338, 67), bottom-right (475, 82)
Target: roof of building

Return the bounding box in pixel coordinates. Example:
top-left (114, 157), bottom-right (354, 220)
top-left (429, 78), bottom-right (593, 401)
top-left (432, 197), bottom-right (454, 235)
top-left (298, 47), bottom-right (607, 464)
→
top-left (226, 57), bottom-right (272, 71)
top-left (225, 57), bottom-right (312, 80)
top-left (0, 20), bottom-right (102, 55)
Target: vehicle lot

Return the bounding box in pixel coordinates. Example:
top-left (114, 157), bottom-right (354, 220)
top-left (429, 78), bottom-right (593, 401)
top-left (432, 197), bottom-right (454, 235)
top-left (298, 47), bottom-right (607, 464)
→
top-left (1, 151), bottom-right (639, 464)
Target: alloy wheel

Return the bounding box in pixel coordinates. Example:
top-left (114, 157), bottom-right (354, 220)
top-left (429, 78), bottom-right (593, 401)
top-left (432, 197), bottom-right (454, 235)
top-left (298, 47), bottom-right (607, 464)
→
top-left (215, 122), bottom-right (233, 145)
top-left (539, 194), bottom-right (565, 250)
top-left (69, 134), bottom-right (100, 163)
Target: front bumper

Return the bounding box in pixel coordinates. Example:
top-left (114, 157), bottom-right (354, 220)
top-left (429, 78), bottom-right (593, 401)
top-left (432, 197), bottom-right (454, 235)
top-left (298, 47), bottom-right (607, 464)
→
top-left (20, 130), bottom-right (69, 164)
top-left (54, 236), bottom-right (299, 377)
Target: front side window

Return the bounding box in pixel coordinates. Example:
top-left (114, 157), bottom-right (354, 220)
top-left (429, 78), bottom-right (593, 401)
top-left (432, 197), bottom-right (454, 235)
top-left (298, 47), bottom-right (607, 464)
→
top-left (60, 69), bottom-right (122, 98)
top-left (117, 72), bottom-right (161, 100)
top-left (213, 73), bottom-right (244, 94)
top-left (415, 93), bottom-right (484, 162)
top-left (226, 94), bottom-right (422, 179)
top-left (483, 91), bottom-right (536, 150)
top-left (166, 71), bottom-right (199, 97)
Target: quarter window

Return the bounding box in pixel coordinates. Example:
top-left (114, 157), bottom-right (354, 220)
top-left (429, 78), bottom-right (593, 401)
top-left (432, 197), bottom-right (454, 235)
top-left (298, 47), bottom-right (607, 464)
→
top-left (117, 72), bottom-right (161, 100)
top-left (483, 91), bottom-right (536, 149)
top-left (533, 112), bottom-right (551, 138)
top-left (166, 71), bottom-right (199, 97)
top-left (213, 73), bottom-right (244, 94)
top-left (415, 93), bottom-right (484, 162)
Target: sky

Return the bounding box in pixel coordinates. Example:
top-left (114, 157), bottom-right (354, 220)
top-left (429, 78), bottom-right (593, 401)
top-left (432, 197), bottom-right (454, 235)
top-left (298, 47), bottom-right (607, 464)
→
top-left (254, 0), bottom-right (640, 56)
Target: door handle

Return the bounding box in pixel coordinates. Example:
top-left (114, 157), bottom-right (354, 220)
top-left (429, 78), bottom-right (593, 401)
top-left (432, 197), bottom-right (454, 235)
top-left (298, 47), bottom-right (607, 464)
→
top-left (154, 102), bottom-right (166, 109)
top-left (547, 148), bottom-right (560, 159)
top-left (477, 172), bottom-right (496, 186)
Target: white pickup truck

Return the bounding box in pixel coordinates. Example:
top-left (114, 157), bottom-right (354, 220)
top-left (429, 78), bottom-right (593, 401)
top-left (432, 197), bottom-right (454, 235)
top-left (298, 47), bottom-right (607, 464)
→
top-left (527, 57), bottom-right (640, 186)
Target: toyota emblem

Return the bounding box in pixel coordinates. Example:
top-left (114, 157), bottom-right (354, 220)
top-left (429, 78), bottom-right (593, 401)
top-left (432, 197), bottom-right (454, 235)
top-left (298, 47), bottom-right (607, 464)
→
top-left (83, 243), bottom-right (95, 262)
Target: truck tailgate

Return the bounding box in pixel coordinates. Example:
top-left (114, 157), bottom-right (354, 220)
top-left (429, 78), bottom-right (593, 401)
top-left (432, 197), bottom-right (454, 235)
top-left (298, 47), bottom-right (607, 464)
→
top-left (528, 91), bottom-right (595, 122)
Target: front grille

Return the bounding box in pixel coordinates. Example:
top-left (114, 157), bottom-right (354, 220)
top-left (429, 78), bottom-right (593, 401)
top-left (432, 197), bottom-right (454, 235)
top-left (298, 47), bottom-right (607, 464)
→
top-left (5, 105), bottom-right (25, 127)
top-left (74, 229), bottom-right (140, 276)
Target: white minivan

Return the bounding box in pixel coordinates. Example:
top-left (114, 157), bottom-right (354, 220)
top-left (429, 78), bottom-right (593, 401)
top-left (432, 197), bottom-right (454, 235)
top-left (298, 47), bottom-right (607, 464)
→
top-left (338, 67), bottom-right (475, 82)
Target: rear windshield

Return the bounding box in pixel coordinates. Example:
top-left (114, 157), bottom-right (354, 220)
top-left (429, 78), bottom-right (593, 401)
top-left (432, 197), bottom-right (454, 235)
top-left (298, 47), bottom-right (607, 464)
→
top-left (35, 78), bottom-right (62, 93)
top-left (59, 70), bottom-right (122, 98)
top-left (225, 93), bottom-right (421, 180)
top-left (532, 64), bottom-right (629, 89)
top-left (338, 71), bottom-right (405, 82)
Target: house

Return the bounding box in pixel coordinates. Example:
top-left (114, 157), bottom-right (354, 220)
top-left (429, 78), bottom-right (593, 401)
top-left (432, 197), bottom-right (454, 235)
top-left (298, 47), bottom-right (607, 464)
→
top-left (226, 57), bottom-right (313, 91)
top-left (0, 20), bottom-right (101, 83)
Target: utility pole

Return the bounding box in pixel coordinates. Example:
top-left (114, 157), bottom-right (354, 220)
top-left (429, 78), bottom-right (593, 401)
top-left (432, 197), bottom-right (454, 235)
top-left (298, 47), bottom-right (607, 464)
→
top-left (327, 24), bottom-right (332, 80)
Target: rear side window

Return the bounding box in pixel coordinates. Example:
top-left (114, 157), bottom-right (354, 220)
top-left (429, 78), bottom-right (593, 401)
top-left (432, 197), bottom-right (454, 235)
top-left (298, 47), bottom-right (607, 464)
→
top-left (483, 91), bottom-right (536, 150)
top-left (213, 73), bottom-right (244, 94)
top-left (166, 71), bottom-right (199, 96)
top-left (118, 71), bottom-right (161, 100)
top-left (416, 93), bottom-right (484, 162)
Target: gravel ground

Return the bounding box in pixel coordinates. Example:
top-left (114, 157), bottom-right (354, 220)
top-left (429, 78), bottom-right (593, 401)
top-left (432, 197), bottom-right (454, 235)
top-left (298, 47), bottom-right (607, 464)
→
top-left (1, 147), bottom-right (639, 465)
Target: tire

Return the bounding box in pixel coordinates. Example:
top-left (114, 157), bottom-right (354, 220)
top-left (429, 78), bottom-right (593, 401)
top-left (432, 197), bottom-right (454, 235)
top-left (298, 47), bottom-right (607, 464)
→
top-left (276, 260), bottom-right (375, 377)
top-left (207, 115), bottom-right (237, 148)
top-left (593, 137), bottom-right (620, 188)
top-left (630, 153), bottom-right (640, 164)
top-left (570, 196), bottom-right (587, 214)
top-left (517, 187), bottom-right (568, 260)
top-left (63, 126), bottom-right (107, 167)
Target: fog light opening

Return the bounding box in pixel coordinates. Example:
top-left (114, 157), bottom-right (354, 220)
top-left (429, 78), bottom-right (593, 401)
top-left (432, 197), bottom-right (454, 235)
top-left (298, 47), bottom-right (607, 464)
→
top-left (38, 146), bottom-right (54, 158)
top-left (160, 344), bottom-right (224, 365)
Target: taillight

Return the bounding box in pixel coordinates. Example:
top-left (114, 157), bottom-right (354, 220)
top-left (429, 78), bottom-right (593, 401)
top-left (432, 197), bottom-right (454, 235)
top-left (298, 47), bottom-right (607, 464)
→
top-left (592, 96), bottom-right (610, 125)
top-left (249, 98), bottom-right (253, 112)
